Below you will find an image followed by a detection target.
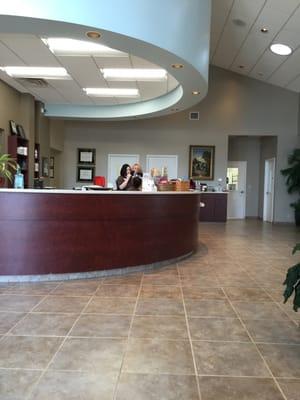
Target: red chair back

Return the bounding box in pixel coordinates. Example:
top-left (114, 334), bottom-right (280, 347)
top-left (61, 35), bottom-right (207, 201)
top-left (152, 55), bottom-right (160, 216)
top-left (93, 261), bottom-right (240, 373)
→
top-left (93, 176), bottom-right (106, 187)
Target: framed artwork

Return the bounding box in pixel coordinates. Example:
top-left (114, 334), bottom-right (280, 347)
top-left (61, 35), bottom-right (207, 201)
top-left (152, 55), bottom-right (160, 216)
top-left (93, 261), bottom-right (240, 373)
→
top-left (189, 145), bottom-right (215, 180)
top-left (9, 120), bottom-right (18, 136)
top-left (77, 166), bottom-right (95, 182)
top-left (49, 168), bottom-right (54, 178)
top-left (17, 124), bottom-right (26, 139)
top-left (42, 157), bottom-right (49, 177)
top-left (78, 148), bottom-right (95, 164)
top-left (50, 156), bottom-right (54, 168)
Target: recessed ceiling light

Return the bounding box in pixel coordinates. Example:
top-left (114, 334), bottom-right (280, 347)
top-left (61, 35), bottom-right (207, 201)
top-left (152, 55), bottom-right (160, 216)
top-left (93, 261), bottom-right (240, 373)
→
top-left (86, 31), bottom-right (101, 39)
top-left (101, 68), bottom-right (167, 81)
top-left (171, 108), bottom-right (179, 111)
top-left (171, 63), bottom-right (184, 69)
top-left (41, 38), bottom-right (125, 57)
top-left (192, 91), bottom-right (200, 95)
top-left (261, 27), bottom-right (268, 33)
top-left (83, 88), bottom-right (139, 97)
top-left (270, 43), bottom-right (292, 56)
top-left (0, 66), bottom-right (70, 79)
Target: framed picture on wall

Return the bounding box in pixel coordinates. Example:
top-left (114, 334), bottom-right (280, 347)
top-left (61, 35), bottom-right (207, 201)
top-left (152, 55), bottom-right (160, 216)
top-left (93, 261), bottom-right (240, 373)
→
top-left (78, 148), bottom-right (95, 164)
top-left (9, 120), bottom-right (18, 136)
top-left (42, 157), bottom-right (49, 177)
top-left (189, 145), bottom-right (215, 180)
top-left (16, 124), bottom-right (26, 139)
top-left (77, 166), bottom-right (95, 182)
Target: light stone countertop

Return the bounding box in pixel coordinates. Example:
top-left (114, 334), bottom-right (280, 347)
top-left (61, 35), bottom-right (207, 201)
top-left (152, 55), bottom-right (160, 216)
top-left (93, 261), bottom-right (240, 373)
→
top-left (0, 188), bottom-right (202, 195)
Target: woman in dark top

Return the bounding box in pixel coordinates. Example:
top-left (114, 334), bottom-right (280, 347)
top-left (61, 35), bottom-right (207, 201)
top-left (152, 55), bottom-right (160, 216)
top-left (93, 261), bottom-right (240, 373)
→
top-left (116, 164), bottom-right (132, 190)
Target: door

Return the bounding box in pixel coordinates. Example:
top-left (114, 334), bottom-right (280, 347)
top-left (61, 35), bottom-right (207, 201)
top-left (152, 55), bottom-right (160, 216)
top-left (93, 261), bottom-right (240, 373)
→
top-left (227, 161), bottom-right (247, 219)
top-left (263, 158), bottom-right (275, 222)
top-left (107, 154), bottom-right (139, 189)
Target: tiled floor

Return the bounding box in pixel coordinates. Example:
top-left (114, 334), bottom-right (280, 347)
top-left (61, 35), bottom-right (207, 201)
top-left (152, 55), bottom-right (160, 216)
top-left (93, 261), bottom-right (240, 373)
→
top-left (0, 220), bottom-right (300, 399)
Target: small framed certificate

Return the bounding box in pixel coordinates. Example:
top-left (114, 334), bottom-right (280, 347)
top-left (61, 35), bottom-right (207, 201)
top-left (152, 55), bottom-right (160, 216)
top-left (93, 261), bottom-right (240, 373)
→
top-left (77, 166), bottom-right (95, 182)
top-left (78, 148), bottom-right (95, 164)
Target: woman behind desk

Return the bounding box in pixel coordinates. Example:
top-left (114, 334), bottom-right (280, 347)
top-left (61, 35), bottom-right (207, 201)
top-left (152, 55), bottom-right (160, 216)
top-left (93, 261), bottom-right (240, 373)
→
top-left (116, 164), bottom-right (132, 190)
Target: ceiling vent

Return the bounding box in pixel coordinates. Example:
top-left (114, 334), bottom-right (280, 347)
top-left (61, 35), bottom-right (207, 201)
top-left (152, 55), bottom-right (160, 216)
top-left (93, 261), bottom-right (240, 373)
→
top-left (189, 111), bottom-right (199, 120)
top-left (16, 78), bottom-right (49, 88)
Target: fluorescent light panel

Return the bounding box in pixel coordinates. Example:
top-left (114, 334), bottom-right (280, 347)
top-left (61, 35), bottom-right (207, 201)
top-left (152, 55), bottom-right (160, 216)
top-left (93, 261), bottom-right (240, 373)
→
top-left (83, 88), bottom-right (139, 97)
top-left (101, 68), bottom-right (167, 81)
top-left (42, 38), bottom-right (126, 57)
top-left (0, 66), bottom-right (70, 79)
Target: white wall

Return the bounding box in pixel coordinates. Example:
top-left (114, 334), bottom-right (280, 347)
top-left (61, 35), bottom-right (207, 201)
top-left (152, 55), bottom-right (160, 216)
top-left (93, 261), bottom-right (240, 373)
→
top-left (62, 66), bottom-right (299, 222)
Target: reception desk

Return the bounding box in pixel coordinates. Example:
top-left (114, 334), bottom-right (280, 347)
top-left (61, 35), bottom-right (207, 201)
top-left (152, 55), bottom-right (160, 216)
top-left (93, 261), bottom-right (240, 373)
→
top-left (0, 189), bottom-right (200, 280)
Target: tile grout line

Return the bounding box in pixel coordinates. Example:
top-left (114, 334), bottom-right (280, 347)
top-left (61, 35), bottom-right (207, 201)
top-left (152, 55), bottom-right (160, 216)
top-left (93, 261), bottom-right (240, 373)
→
top-left (178, 263), bottom-right (202, 400)
top-left (24, 282), bottom-right (102, 400)
top-left (221, 287), bottom-right (288, 400)
top-left (112, 275), bottom-right (144, 400)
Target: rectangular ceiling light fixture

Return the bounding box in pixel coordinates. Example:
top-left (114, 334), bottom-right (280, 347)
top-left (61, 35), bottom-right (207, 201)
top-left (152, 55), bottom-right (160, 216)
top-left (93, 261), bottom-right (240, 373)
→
top-left (42, 38), bottom-right (126, 57)
top-left (0, 66), bottom-right (70, 79)
top-left (83, 88), bottom-right (139, 97)
top-left (101, 68), bottom-right (167, 81)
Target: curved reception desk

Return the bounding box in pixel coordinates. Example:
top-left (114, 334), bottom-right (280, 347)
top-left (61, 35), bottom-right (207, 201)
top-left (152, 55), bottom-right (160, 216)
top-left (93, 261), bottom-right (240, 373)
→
top-left (0, 189), bottom-right (200, 280)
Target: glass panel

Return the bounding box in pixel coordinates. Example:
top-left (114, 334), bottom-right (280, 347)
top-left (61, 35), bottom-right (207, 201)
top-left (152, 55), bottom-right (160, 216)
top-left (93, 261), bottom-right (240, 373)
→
top-left (227, 167), bottom-right (239, 191)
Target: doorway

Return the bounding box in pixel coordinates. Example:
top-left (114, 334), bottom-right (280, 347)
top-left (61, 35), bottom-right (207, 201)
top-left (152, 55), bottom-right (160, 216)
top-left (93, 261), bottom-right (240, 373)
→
top-left (227, 161), bottom-right (247, 219)
top-left (263, 158), bottom-right (275, 222)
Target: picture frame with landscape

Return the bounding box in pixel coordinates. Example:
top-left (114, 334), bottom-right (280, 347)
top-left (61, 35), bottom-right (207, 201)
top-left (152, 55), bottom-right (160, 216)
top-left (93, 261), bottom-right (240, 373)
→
top-left (189, 145), bottom-right (215, 180)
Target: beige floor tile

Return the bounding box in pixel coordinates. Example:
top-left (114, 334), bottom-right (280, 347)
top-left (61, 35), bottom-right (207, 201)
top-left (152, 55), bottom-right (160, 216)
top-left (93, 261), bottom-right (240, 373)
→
top-left (189, 317), bottom-right (250, 341)
top-left (199, 377), bottom-right (284, 400)
top-left (32, 296), bottom-right (90, 313)
top-left (243, 319), bottom-right (300, 344)
top-left (0, 336), bottom-right (63, 368)
top-left (182, 287), bottom-right (225, 300)
top-left (277, 378), bottom-right (300, 400)
top-left (0, 369), bottom-right (42, 400)
top-left (0, 312), bottom-right (25, 334)
top-left (84, 297), bottom-right (136, 314)
top-left (142, 274), bottom-right (180, 285)
top-left (49, 337), bottom-right (126, 373)
top-left (131, 316), bottom-right (188, 339)
top-left (180, 276), bottom-right (220, 287)
top-left (10, 313), bottom-right (78, 336)
top-left (123, 338), bottom-right (194, 374)
top-left (116, 373), bottom-right (199, 400)
top-left (185, 299), bottom-right (236, 318)
top-left (102, 274), bottom-right (142, 285)
top-left (95, 285), bottom-right (140, 297)
top-left (29, 370), bottom-right (118, 400)
top-left (140, 285), bottom-right (182, 299)
top-left (135, 298), bottom-right (184, 316)
top-left (257, 344), bottom-right (300, 378)
top-left (50, 281), bottom-right (100, 296)
top-left (232, 302), bottom-right (289, 320)
top-left (4, 282), bottom-right (59, 295)
top-left (0, 295), bottom-right (44, 312)
top-left (193, 341), bottom-right (270, 377)
top-left (223, 288), bottom-right (273, 302)
top-left (70, 314), bottom-right (131, 337)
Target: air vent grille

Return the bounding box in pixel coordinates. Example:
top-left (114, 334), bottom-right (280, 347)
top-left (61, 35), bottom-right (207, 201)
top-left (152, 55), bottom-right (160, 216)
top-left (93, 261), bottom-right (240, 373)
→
top-left (16, 78), bottom-right (49, 88)
top-left (189, 111), bottom-right (199, 120)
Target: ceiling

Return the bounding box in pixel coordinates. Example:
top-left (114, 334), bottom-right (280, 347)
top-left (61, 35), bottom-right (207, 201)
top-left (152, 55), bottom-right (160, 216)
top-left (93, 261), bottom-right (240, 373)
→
top-left (0, 34), bottom-right (178, 106)
top-left (2, 0), bottom-right (300, 120)
top-left (210, 0), bottom-right (300, 92)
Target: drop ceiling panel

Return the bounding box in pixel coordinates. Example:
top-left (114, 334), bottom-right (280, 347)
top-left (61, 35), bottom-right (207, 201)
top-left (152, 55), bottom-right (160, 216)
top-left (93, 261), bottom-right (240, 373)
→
top-left (107, 81), bottom-right (137, 89)
top-left (284, 5), bottom-right (300, 32)
top-left (29, 86), bottom-right (67, 104)
top-left (130, 55), bottom-right (161, 69)
top-left (210, 0), bottom-right (234, 58)
top-left (138, 81), bottom-right (167, 101)
top-left (48, 80), bottom-right (93, 104)
top-left (265, 0), bottom-right (300, 15)
top-left (90, 97), bottom-right (118, 105)
top-left (0, 34), bottom-right (60, 66)
top-left (249, 50), bottom-right (286, 80)
top-left (212, 0), bottom-right (266, 68)
top-left (93, 56), bottom-right (132, 68)
top-left (0, 41), bottom-right (26, 66)
top-left (57, 56), bottom-right (106, 87)
top-left (286, 74), bottom-right (300, 91)
top-left (267, 48), bottom-right (300, 87)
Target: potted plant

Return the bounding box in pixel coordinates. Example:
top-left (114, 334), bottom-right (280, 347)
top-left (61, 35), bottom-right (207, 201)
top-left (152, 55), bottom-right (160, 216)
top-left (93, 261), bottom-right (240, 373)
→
top-left (0, 150), bottom-right (18, 186)
top-left (281, 148), bottom-right (300, 225)
top-left (283, 243), bottom-right (300, 314)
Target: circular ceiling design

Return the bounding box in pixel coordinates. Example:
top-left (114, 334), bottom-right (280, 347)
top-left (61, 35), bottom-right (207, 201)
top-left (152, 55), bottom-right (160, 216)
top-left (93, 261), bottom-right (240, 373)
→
top-left (0, 0), bottom-right (211, 120)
